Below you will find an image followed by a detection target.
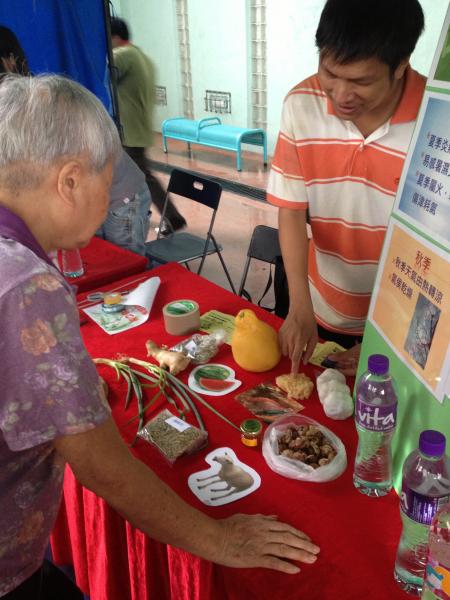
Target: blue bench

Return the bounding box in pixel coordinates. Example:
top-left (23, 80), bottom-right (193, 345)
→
top-left (161, 117), bottom-right (268, 171)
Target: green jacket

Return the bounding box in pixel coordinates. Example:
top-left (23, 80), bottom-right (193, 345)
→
top-left (113, 43), bottom-right (155, 147)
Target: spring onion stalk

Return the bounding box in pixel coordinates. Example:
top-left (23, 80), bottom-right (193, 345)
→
top-left (178, 383), bottom-right (240, 432)
top-left (165, 378), bottom-right (205, 431)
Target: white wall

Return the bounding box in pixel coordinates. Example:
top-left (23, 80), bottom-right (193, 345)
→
top-left (266, 0), bottom-right (324, 151)
top-left (187, 0), bottom-right (248, 126)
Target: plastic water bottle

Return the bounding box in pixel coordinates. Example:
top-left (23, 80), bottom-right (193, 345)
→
top-left (353, 353), bottom-right (398, 497)
top-left (394, 431), bottom-right (450, 595)
top-left (421, 501), bottom-right (450, 599)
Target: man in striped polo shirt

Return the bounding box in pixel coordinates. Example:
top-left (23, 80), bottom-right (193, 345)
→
top-left (267, 0), bottom-right (426, 375)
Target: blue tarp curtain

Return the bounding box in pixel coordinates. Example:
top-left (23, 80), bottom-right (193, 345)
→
top-left (0, 0), bottom-right (113, 113)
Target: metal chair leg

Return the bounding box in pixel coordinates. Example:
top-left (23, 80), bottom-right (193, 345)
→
top-left (238, 257), bottom-right (251, 296)
top-left (216, 250), bottom-right (236, 294)
top-left (196, 251), bottom-right (208, 276)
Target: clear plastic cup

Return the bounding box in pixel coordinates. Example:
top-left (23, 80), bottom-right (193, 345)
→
top-left (61, 249), bottom-right (84, 278)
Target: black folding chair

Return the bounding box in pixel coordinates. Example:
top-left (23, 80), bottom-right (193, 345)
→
top-left (145, 168), bottom-right (236, 293)
top-left (238, 225), bottom-right (281, 308)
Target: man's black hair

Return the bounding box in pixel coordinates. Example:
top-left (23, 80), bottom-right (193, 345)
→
top-left (110, 17), bottom-right (130, 41)
top-left (315, 0), bottom-right (425, 72)
top-left (0, 25), bottom-right (29, 75)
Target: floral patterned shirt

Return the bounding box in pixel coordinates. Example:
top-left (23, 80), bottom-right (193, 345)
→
top-left (0, 238), bottom-right (110, 596)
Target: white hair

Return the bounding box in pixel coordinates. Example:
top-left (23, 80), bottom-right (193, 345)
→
top-left (0, 74), bottom-right (121, 190)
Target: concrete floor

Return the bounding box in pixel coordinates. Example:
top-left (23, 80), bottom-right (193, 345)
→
top-left (146, 134), bottom-right (278, 306)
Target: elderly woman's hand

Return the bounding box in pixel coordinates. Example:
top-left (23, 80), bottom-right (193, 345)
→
top-left (216, 513), bottom-right (320, 574)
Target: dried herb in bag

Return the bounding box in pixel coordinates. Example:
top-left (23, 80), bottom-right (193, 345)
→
top-left (138, 409), bottom-right (208, 464)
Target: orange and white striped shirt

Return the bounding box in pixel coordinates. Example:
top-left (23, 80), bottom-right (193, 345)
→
top-left (267, 67), bottom-right (425, 335)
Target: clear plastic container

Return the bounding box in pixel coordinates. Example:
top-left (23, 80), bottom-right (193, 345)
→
top-left (394, 431), bottom-right (450, 596)
top-left (61, 248), bottom-right (84, 278)
top-left (353, 354), bottom-right (398, 497)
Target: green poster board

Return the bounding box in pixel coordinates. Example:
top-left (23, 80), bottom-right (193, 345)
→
top-left (357, 7), bottom-right (450, 493)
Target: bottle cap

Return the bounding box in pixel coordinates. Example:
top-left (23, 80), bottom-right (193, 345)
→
top-left (419, 430), bottom-right (446, 457)
top-left (368, 354), bottom-right (389, 375)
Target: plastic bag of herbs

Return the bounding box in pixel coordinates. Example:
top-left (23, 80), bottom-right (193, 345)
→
top-left (138, 408), bottom-right (208, 464)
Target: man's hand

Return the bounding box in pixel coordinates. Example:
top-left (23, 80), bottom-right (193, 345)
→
top-left (279, 307), bottom-right (318, 373)
top-left (327, 343), bottom-right (361, 376)
top-left (216, 514), bottom-right (320, 574)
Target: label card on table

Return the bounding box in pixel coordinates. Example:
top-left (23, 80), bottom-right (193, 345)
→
top-left (188, 447), bottom-right (261, 506)
top-left (83, 277), bottom-right (160, 335)
top-left (200, 310), bottom-right (236, 344)
top-left (308, 341), bottom-right (346, 367)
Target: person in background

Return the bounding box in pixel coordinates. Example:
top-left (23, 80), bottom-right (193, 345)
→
top-left (267, 0), bottom-right (426, 375)
top-left (0, 25), bottom-right (29, 75)
top-left (97, 150), bottom-right (152, 258)
top-left (0, 74), bottom-right (319, 599)
top-left (110, 16), bottom-right (187, 236)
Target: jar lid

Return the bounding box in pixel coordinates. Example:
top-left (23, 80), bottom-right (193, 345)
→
top-left (101, 303), bottom-right (124, 314)
top-left (419, 430), bottom-right (446, 457)
top-left (368, 354), bottom-right (389, 375)
top-left (240, 419), bottom-right (262, 435)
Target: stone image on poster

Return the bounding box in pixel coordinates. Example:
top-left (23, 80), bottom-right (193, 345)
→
top-left (404, 293), bottom-right (441, 369)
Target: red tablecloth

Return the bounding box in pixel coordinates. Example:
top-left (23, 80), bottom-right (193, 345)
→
top-left (50, 263), bottom-right (408, 600)
top-left (60, 237), bottom-right (148, 293)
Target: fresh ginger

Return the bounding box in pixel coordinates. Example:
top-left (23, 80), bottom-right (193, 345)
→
top-left (145, 340), bottom-right (191, 375)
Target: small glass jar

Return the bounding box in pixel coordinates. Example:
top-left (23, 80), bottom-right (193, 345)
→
top-left (240, 419), bottom-right (262, 447)
top-left (103, 292), bottom-right (123, 305)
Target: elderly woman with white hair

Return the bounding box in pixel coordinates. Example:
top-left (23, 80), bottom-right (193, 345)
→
top-left (0, 75), bottom-right (319, 600)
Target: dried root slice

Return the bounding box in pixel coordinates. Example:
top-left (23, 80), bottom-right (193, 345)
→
top-left (275, 373), bottom-right (314, 400)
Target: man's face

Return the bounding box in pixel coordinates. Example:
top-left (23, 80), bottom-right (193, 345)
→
top-left (318, 53), bottom-right (404, 122)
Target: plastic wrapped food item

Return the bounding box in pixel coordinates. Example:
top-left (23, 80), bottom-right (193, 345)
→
top-left (316, 368), bottom-right (346, 394)
top-left (138, 409), bottom-right (208, 464)
top-left (316, 369), bottom-right (354, 420)
top-left (262, 414), bottom-right (347, 482)
top-left (323, 391), bottom-right (353, 420)
top-left (171, 331), bottom-right (225, 364)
